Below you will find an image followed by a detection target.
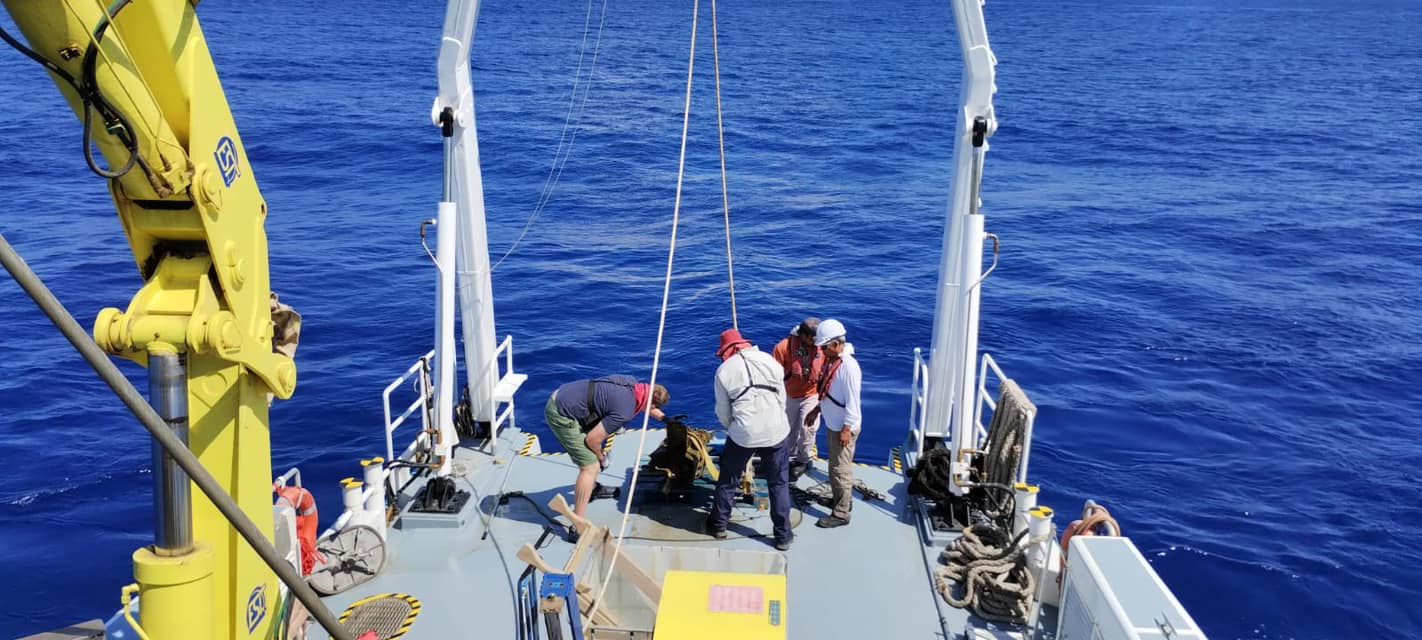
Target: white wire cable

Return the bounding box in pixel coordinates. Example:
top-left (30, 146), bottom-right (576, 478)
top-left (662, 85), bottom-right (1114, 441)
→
top-left (492, 0), bottom-right (611, 272)
top-left (710, 0), bottom-right (738, 330)
top-left (586, 0), bottom-right (700, 623)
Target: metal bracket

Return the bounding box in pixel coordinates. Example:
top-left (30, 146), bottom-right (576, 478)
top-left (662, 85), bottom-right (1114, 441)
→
top-left (539, 572), bottom-right (584, 640)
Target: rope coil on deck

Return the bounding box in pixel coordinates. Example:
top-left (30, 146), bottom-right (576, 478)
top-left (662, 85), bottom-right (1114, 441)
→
top-left (935, 525), bottom-right (1039, 625)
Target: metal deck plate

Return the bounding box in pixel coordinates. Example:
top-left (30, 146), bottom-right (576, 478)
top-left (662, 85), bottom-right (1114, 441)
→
top-left (312, 428), bottom-right (965, 639)
top-left (338, 593), bottom-right (421, 640)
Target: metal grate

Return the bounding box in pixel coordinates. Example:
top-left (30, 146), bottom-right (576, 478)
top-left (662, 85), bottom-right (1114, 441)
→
top-left (339, 593), bottom-right (421, 640)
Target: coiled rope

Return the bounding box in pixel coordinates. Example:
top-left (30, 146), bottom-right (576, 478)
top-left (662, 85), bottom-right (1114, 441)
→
top-left (911, 378), bottom-right (1044, 624)
top-left (1059, 502), bottom-right (1120, 573)
top-left (935, 525), bottom-right (1038, 625)
top-left (587, 0), bottom-right (700, 623)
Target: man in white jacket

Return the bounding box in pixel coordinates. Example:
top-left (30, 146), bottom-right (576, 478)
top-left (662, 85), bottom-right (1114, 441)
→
top-left (805, 318), bottom-right (861, 528)
top-left (706, 328), bottom-right (793, 550)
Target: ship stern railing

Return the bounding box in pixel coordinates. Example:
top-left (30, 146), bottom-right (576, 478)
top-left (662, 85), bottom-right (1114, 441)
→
top-left (486, 334), bottom-right (528, 447)
top-left (906, 350), bottom-right (1033, 483)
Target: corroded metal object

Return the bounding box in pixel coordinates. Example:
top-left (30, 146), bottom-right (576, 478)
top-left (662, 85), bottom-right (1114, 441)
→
top-left (647, 415), bottom-right (717, 492)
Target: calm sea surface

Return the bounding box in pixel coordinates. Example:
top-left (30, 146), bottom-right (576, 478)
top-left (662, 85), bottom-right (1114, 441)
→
top-left (2, 0), bottom-right (1419, 637)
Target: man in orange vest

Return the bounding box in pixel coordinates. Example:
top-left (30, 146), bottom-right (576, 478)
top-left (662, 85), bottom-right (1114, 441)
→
top-left (771, 317), bottom-right (824, 479)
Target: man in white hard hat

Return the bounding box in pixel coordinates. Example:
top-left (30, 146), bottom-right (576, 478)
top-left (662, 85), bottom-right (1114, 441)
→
top-left (805, 318), bottom-right (862, 528)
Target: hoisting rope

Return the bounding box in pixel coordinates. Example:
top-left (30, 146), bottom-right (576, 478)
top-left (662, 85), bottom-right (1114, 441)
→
top-left (492, 0), bottom-right (610, 272)
top-left (709, 0), bottom-right (738, 329)
top-left (586, 0), bottom-right (699, 624)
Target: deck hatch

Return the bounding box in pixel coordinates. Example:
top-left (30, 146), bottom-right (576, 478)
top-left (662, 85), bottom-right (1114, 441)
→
top-left (338, 593), bottom-right (421, 640)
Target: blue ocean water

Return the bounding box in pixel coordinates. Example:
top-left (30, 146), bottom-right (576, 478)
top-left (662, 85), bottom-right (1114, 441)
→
top-left (2, 0), bottom-right (1419, 637)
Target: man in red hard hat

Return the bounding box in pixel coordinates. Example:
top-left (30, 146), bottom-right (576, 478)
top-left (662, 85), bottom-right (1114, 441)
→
top-left (706, 328), bottom-right (793, 550)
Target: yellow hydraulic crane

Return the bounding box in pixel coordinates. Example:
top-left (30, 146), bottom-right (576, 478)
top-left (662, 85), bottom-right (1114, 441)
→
top-left (0, 1), bottom-right (296, 637)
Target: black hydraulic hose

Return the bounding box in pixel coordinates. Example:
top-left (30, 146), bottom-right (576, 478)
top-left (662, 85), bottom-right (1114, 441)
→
top-left (499, 491), bottom-right (570, 534)
top-left (0, 231), bottom-right (354, 640)
top-left (80, 0), bottom-right (142, 179)
top-left (1, 13), bottom-right (142, 179)
top-left (0, 23), bottom-right (81, 89)
top-left (974, 481), bottom-right (1017, 530)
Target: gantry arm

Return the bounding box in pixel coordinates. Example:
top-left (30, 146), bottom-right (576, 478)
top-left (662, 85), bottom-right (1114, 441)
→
top-left (3, 0), bottom-right (294, 396)
top-left (1, 1), bottom-right (289, 638)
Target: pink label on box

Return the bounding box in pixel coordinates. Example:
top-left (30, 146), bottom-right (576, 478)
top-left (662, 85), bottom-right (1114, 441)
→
top-left (707, 585), bottom-right (764, 614)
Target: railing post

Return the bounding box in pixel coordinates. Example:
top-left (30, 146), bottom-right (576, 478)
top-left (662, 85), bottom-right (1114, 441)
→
top-left (911, 348), bottom-right (925, 457)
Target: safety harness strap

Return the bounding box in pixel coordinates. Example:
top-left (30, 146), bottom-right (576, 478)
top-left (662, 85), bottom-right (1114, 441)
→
top-left (818, 359), bottom-right (846, 408)
top-left (731, 351), bottom-right (778, 402)
top-left (582, 378), bottom-right (635, 431)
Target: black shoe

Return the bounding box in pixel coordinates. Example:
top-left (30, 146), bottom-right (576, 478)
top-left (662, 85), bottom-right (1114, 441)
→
top-left (704, 515), bottom-right (728, 539)
top-left (774, 538), bottom-right (792, 551)
top-left (788, 461), bottom-right (808, 480)
top-left (591, 483), bottom-right (620, 501)
top-left (815, 515), bottom-right (849, 529)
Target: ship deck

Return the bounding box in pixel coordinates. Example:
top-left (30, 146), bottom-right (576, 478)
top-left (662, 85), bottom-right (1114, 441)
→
top-left (311, 427), bottom-right (985, 639)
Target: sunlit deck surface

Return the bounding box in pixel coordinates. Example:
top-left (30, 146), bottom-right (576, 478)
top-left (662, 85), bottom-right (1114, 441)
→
top-left (313, 427), bottom-right (986, 639)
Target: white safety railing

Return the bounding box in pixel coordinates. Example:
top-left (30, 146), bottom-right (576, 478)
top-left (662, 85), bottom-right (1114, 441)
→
top-left (382, 349), bottom-right (435, 490)
top-left (972, 352), bottom-right (1034, 483)
top-left (273, 467), bottom-right (303, 491)
top-left (908, 347), bottom-right (931, 459)
top-left (323, 340), bottom-right (524, 542)
top-left (486, 334), bottom-right (526, 447)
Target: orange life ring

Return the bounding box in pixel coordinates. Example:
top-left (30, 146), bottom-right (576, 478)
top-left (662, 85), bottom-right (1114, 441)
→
top-left (274, 484), bottom-right (320, 574)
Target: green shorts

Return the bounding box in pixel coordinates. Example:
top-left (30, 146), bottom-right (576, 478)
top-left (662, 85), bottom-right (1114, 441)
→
top-left (545, 390), bottom-right (599, 468)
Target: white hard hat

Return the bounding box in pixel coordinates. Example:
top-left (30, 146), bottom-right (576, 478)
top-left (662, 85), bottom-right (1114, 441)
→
top-left (814, 318), bottom-right (847, 347)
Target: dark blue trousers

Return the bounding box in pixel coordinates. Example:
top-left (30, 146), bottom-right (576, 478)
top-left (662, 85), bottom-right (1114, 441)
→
top-left (709, 434), bottom-right (792, 543)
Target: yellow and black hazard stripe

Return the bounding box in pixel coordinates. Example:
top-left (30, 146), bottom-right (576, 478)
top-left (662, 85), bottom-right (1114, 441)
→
top-left (518, 433), bottom-right (538, 456)
top-left (338, 593), bottom-right (421, 640)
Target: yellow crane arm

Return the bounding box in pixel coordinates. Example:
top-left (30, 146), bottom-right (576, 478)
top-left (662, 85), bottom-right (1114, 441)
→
top-left (1, 1), bottom-right (292, 637)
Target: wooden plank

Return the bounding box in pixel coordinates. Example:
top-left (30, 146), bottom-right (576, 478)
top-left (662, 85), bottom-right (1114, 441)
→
top-left (516, 542), bottom-right (561, 575)
top-left (599, 541), bottom-right (664, 603)
top-left (564, 527), bottom-right (603, 573)
top-left (578, 589), bottom-right (620, 627)
top-left (549, 493), bottom-right (596, 532)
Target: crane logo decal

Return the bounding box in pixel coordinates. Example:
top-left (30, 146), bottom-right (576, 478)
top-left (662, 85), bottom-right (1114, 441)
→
top-left (246, 584), bottom-right (267, 634)
top-left (214, 135), bottom-right (241, 187)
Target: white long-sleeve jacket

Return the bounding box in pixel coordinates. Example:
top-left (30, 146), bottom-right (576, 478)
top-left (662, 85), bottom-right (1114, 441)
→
top-left (819, 353), bottom-right (862, 433)
top-left (714, 346), bottom-right (789, 447)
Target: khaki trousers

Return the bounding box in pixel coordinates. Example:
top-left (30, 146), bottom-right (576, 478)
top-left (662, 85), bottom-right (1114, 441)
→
top-left (827, 428), bottom-right (858, 520)
top-left (786, 394), bottom-right (820, 463)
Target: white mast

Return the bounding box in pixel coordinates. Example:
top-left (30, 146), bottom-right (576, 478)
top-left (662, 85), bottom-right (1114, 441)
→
top-left (922, 0), bottom-right (998, 494)
top-left (428, 0), bottom-right (496, 473)
top-left (433, 0), bottom-right (498, 433)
